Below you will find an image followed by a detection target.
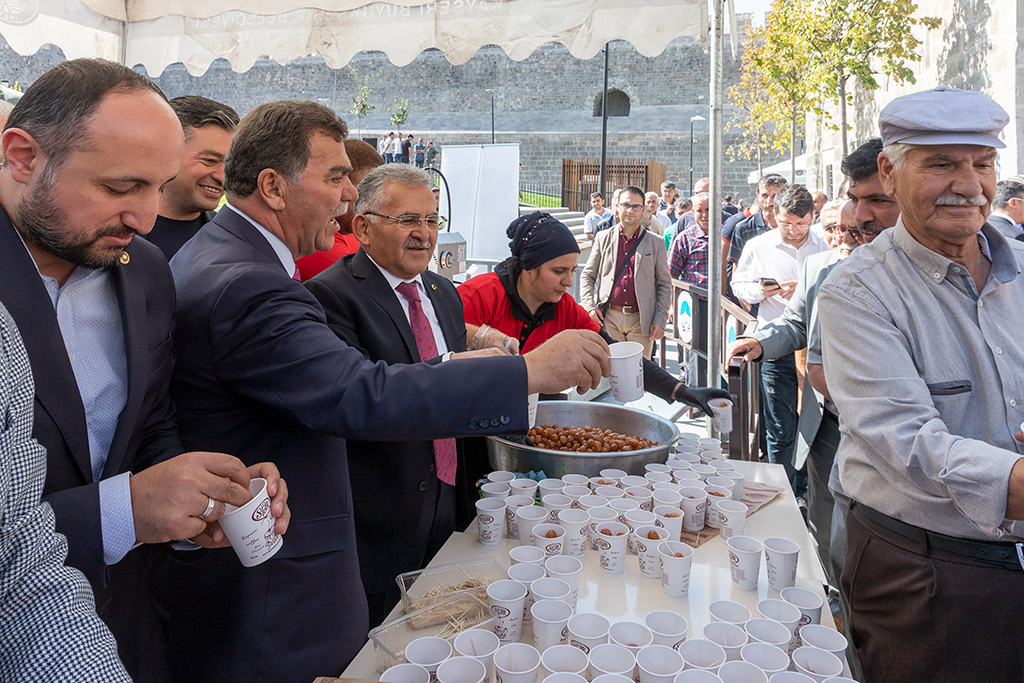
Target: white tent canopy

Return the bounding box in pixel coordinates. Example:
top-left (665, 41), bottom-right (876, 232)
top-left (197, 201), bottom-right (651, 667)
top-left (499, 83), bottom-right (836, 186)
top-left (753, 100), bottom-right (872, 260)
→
top-left (0, 0), bottom-right (707, 76)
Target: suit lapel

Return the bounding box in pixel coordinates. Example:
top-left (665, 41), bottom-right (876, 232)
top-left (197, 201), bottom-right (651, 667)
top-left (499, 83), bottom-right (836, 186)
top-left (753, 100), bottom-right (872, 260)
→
top-left (352, 250), bottom-right (420, 360)
top-left (0, 211), bottom-right (93, 481)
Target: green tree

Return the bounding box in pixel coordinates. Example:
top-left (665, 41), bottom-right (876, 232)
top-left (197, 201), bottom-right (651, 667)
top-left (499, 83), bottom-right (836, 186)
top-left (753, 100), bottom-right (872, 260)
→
top-left (345, 65), bottom-right (375, 138)
top-left (727, 38), bottom-right (789, 176)
top-left (389, 97), bottom-right (410, 135)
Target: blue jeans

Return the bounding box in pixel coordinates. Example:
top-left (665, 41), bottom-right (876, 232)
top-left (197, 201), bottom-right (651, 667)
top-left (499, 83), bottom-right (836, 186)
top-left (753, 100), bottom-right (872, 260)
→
top-left (759, 353), bottom-right (803, 493)
top-left (384, 153), bottom-right (394, 163)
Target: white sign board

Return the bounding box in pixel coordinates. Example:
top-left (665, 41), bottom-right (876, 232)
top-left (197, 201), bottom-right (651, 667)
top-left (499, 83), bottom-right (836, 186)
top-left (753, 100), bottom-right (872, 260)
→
top-left (439, 144), bottom-right (520, 264)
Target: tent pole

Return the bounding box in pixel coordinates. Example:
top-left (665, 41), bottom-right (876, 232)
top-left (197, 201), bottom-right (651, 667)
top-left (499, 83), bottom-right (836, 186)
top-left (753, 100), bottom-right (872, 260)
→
top-left (598, 43), bottom-right (609, 204)
top-left (706, 0), bottom-right (725, 436)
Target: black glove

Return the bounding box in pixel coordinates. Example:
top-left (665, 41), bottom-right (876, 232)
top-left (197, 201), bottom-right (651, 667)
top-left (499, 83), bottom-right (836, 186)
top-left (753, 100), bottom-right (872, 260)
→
top-left (502, 432), bottom-right (537, 447)
top-left (672, 385), bottom-right (731, 415)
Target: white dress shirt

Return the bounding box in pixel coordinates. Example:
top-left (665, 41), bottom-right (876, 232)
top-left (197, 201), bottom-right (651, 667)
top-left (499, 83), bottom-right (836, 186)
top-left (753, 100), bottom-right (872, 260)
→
top-left (366, 255), bottom-right (450, 359)
top-left (731, 227), bottom-right (827, 326)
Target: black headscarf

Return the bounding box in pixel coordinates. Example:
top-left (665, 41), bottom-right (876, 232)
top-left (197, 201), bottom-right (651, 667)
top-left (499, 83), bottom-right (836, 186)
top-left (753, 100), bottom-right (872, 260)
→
top-left (507, 211), bottom-right (580, 271)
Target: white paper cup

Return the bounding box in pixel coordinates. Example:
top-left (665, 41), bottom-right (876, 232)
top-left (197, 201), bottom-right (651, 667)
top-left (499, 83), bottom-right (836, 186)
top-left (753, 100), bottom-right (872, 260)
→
top-left (690, 464), bottom-right (717, 481)
top-left (673, 470), bottom-right (703, 485)
top-left (609, 621), bottom-right (654, 657)
top-left (714, 500), bottom-right (748, 540)
top-left (645, 472), bottom-right (673, 486)
top-left (621, 475), bottom-right (650, 490)
top-left (528, 393), bottom-right (539, 428)
top-left (708, 399), bottom-right (734, 435)
top-left (579, 494), bottom-right (610, 511)
top-left (481, 482), bottom-right (511, 499)
top-left (487, 579), bottom-right (528, 644)
top-left (590, 476), bottom-right (618, 491)
top-left (673, 671), bottom-right (722, 683)
top-left (653, 505), bottom-right (684, 543)
top-left (702, 486), bottom-right (731, 528)
top-left (562, 473), bottom-right (591, 486)
top-left (556, 508), bottom-right (591, 559)
top-left (609, 341), bottom-right (645, 402)
top-left (781, 587), bottom-right (824, 636)
top-left (509, 478), bottom-right (540, 500)
top-left (705, 477), bottom-right (736, 499)
top-left (541, 645), bottom-right (590, 678)
top-left (769, 674), bottom-right (816, 683)
top-left (644, 610), bottom-right (688, 650)
top-left (652, 482), bottom-right (681, 494)
top-left (740, 642), bottom-right (790, 676)
top-left (645, 463), bottom-right (672, 474)
top-left (701, 622), bottom-right (747, 662)
top-left (545, 555), bottom-right (584, 608)
top-left (678, 639), bottom-right (726, 673)
top-left (634, 525), bottom-right (670, 578)
top-left (568, 612), bottom-right (610, 654)
top-left (763, 537), bottom-right (800, 592)
top-left (532, 598), bottom-right (574, 650)
top-left (219, 478), bottom-right (283, 567)
top-left (489, 470), bottom-right (517, 485)
top-left (453, 629), bottom-right (500, 682)
top-left (678, 487), bottom-right (708, 532)
top-left (382, 662), bottom-right (431, 683)
top-left (436, 656), bottom-right (486, 683)
top-left (588, 506), bottom-right (620, 550)
top-left (539, 478), bottom-right (567, 496)
top-left (545, 673), bottom-right (588, 683)
top-left (494, 643), bottom-right (541, 683)
top-left (516, 505), bottom-right (550, 547)
top-left (657, 541), bottom-right (694, 598)
top-left (405, 636), bottom-right (453, 678)
top-left (507, 561), bottom-right (546, 628)
top-left (821, 678), bottom-right (857, 683)
top-left (562, 485), bottom-right (592, 508)
top-left (599, 468), bottom-right (628, 482)
top-left (708, 600), bottom-right (751, 626)
top-left (531, 523), bottom-right (567, 556)
top-left (743, 619), bottom-right (791, 650)
top-left (594, 675), bottom-right (635, 683)
top-left (726, 536), bottom-right (763, 591)
top-left (798, 625), bottom-right (848, 659)
top-left (625, 509), bottom-right (658, 554)
top-left (610, 498), bottom-right (641, 518)
top-left (718, 472), bottom-right (745, 501)
top-left (509, 544), bottom-right (546, 566)
top-left (717, 660), bottom-right (766, 683)
top-left (665, 458), bottom-right (689, 469)
top-left (530, 576), bottom-right (571, 605)
top-left (542, 493), bottom-right (573, 523)
top-left (697, 437), bottom-right (720, 449)
top-left (709, 460), bottom-right (735, 472)
top-left (652, 488), bottom-right (683, 509)
top-left (637, 644), bottom-right (685, 683)
top-left (596, 485), bottom-right (626, 501)
top-left (504, 494), bottom-right (536, 540)
top-left (756, 600), bottom-right (802, 644)
top-left (589, 644), bottom-right (637, 679)
top-left (594, 521), bottom-right (629, 574)
top-left (791, 647), bottom-right (843, 682)
top-left (476, 498), bottom-right (506, 545)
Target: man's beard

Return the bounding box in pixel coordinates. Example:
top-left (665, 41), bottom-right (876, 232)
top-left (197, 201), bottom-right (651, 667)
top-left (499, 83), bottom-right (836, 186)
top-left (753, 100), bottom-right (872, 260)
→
top-left (15, 167), bottom-right (134, 270)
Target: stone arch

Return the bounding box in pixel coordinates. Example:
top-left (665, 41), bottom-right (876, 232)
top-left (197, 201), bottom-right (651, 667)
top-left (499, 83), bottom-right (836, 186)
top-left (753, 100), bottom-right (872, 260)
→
top-left (592, 88), bottom-right (630, 117)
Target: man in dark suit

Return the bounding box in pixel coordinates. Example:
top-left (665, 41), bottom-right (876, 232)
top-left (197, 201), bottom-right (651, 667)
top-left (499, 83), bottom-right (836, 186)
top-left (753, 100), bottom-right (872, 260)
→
top-left (988, 177), bottom-right (1024, 241)
top-left (162, 100), bottom-right (609, 683)
top-left (306, 164), bottom-right (488, 626)
top-left (0, 59), bottom-right (289, 681)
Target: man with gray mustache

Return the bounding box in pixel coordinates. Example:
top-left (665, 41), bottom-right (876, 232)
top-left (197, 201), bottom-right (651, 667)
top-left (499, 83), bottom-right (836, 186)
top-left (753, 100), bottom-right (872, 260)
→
top-left (817, 86), bottom-right (1024, 681)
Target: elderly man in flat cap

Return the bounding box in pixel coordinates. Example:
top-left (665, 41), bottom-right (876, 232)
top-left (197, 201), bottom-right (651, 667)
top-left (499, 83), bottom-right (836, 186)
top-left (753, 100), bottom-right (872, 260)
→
top-left (816, 86), bottom-right (1024, 681)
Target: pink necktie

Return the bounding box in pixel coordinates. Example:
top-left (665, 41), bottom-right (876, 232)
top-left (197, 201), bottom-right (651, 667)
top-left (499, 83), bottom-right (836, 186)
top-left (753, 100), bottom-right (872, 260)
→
top-left (292, 267), bottom-right (302, 281)
top-left (396, 282), bottom-right (457, 486)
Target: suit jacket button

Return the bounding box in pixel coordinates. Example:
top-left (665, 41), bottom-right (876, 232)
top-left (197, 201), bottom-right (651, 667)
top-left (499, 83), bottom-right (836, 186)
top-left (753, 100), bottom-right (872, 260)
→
top-left (418, 480), bottom-right (428, 492)
top-left (500, 415), bottom-right (510, 425)
top-left (469, 419), bottom-right (477, 429)
top-left (490, 418), bottom-right (500, 427)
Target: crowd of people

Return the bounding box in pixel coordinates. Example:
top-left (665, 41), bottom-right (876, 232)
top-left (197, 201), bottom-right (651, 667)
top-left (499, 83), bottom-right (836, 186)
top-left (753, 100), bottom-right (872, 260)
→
top-left (1, 55), bottom-right (1023, 683)
top-left (376, 132), bottom-right (439, 168)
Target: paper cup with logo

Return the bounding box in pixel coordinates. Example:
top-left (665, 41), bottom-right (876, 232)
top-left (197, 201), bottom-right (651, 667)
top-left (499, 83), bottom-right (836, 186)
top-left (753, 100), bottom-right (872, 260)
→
top-left (798, 625), bottom-right (848, 660)
top-left (454, 629), bottom-right (500, 682)
top-left (516, 505), bottom-right (549, 547)
top-left (781, 587), bottom-right (824, 635)
top-left (436, 656), bottom-right (487, 683)
top-left (589, 644), bottom-right (637, 679)
top-left (763, 537), bottom-right (800, 592)
top-left (494, 643), bottom-right (541, 683)
top-left (757, 600), bottom-right (802, 652)
top-left (545, 555), bottom-right (584, 608)
top-left (504, 494), bottom-right (536, 540)
top-left (677, 639), bottom-right (726, 673)
top-left (382, 663), bottom-right (430, 683)
top-left (541, 644), bottom-right (589, 678)
top-left (610, 498), bottom-right (641, 520)
top-left (625, 509), bottom-right (657, 554)
top-left (718, 471), bottom-right (745, 501)
top-left (702, 485), bottom-right (731, 528)
top-left (717, 661), bottom-right (767, 683)
top-left (532, 598), bottom-right (573, 651)
top-left (705, 477), bottom-right (736, 499)
top-left (657, 541), bottom-right (694, 598)
top-left (708, 600), bottom-right (750, 626)
top-left (531, 523), bottom-right (566, 556)
top-left (637, 644), bottom-right (685, 683)
top-left (739, 642), bottom-right (789, 677)
top-left (508, 561), bottom-right (545, 628)
top-left (701, 621), bottom-right (747, 662)
top-left (594, 521), bottom-right (629, 574)
top-left (568, 612), bottom-right (610, 654)
top-left (792, 647), bottom-right (843, 682)
top-left (509, 477), bottom-right (540, 500)
top-left (678, 487), bottom-right (708, 532)
top-left (476, 498), bottom-right (506, 545)
top-left (481, 482), bottom-right (511, 499)
top-left (653, 505), bottom-right (684, 543)
top-left (743, 619), bottom-right (791, 651)
top-left (405, 636), bottom-right (453, 679)
top-left (624, 486), bottom-right (655, 512)
top-left (588, 506), bottom-right (620, 550)
top-left (609, 341), bottom-right (645, 402)
top-left (634, 525), bottom-right (670, 578)
top-left (726, 535), bottom-right (763, 591)
top-left (556, 508), bottom-right (591, 558)
top-left (542, 493), bottom-right (573, 523)
top-left (487, 579), bottom-right (528, 644)
top-left (219, 478), bottom-right (283, 567)
top-left (708, 398), bottom-right (733, 435)
top-left (715, 500), bottom-right (748, 540)
top-left (645, 610), bottom-right (688, 650)
top-left (562, 485), bottom-right (592, 509)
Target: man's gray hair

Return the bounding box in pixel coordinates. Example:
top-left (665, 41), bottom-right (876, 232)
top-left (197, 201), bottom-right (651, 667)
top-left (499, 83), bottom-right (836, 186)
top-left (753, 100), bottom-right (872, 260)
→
top-left (660, 181), bottom-right (676, 191)
top-left (354, 164), bottom-right (433, 215)
top-left (645, 191), bottom-right (660, 201)
top-left (691, 191), bottom-right (710, 205)
top-left (882, 142), bottom-right (915, 171)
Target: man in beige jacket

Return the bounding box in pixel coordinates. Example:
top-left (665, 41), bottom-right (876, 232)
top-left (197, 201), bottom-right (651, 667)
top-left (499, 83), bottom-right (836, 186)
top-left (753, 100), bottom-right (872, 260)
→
top-left (581, 185), bottom-right (671, 358)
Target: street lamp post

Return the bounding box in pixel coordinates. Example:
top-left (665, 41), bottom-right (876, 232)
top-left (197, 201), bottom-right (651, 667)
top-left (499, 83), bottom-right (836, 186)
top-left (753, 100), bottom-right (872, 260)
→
top-left (688, 114), bottom-right (706, 193)
top-left (485, 88), bottom-right (495, 143)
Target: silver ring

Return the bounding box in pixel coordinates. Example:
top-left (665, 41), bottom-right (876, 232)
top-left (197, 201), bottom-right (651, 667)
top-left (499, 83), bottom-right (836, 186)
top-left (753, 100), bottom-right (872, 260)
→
top-left (198, 496), bottom-right (216, 520)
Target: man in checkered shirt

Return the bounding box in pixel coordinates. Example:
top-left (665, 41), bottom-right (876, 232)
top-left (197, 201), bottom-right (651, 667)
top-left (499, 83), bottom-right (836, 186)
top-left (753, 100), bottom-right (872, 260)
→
top-left (0, 301), bottom-right (130, 681)
top-left (667, 191), bottom-right (710, 387)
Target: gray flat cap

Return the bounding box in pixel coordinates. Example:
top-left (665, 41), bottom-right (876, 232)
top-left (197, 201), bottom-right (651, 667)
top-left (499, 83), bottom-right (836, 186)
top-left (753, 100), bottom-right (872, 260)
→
top-left (879, 85), bottom-right (1008, 148)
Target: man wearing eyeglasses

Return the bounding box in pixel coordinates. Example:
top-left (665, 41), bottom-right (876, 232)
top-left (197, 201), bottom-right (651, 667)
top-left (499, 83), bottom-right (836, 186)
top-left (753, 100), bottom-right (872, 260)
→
top-left (305, 164), bottom-right (487, 628)
top-left (815, 199), bottom-right (844, 249)
top-left (987, 178), bottom-right (1024, 240)
top-left (581, 185), bottom-right (672, 358)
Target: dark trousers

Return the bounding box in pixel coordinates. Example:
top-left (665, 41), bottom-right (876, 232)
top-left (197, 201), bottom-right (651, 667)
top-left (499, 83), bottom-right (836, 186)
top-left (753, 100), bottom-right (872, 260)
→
top-left (843, 504), bottom-right (1024, 682)
top-left (759, 353), bottom-right (803, 493)
top-left (807, 409), bottom-right (840, 587)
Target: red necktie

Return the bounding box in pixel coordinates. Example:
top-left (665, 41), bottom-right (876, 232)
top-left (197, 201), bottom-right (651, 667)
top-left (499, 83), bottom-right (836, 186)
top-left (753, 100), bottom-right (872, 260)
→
top-left (396, 282), bottom-right (457, 486)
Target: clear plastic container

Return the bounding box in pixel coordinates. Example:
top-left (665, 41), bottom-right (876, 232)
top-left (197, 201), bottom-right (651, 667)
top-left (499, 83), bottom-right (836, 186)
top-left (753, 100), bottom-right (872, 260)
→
top-left (396, 557), bottom-right (505, 612)
top-left (367, 593), bottom-right (496, 672)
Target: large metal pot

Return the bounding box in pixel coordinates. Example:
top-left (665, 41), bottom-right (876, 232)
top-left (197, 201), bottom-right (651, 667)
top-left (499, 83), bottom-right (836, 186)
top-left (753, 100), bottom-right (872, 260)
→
top-left (486, 402), bottom-right (678, 477)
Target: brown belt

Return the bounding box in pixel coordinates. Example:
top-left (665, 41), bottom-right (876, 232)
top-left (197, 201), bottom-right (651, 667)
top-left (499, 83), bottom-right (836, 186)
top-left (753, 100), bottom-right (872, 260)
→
top-left (608, 304), bottom-right (639, 314)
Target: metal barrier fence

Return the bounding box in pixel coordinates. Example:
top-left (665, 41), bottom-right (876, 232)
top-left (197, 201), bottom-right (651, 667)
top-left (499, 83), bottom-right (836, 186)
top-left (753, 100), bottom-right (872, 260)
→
top-left (661, 280), bottom-right (763, 461)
